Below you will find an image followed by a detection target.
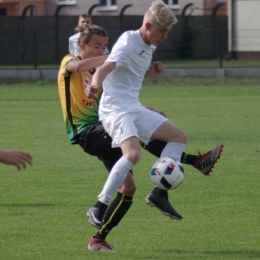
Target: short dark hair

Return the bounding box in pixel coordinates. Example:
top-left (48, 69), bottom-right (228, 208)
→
top-left (78, 14), bottom-right (92, 22)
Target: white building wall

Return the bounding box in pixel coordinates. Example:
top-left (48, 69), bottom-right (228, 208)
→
top-left (236, 0), bottom-right (260, 51)
top-left (229, 0), bottom-right (260, 52)
top-left (45, 0), bottom-right (206, 16)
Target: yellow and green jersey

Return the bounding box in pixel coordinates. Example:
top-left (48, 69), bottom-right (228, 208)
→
top-left (58, 54), bottom-right (103, 144)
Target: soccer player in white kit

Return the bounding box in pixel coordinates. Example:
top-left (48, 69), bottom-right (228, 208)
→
top-left (85, 1), bottom-right (224, 251)
top-left (86, 1), bottom-right (188, 208)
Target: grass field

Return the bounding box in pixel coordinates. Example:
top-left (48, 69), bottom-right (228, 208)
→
top-left (0, 78), bottom-right (260, 260)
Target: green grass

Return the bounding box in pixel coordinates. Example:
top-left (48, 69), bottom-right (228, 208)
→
top-left (0, 79), bottom-right (260, 260)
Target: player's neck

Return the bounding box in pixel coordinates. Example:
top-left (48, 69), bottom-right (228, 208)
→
top-left (139, 28), bottom-right (151, 45)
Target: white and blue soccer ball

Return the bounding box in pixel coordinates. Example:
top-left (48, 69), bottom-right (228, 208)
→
top-left (150, 157), bottom-right (184, 190)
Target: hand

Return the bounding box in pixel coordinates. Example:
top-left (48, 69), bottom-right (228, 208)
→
top-left (145, 62), bottom-right (165, 78)
top-left (0, 150), bottom-right (33, 170)
top-left (152, 62), bottom-right (165, 74)
top-left (85, 85), bottom-right (99, 99)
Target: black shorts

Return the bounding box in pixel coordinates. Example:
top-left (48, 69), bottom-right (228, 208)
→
top-left (75, 124), bottom-right (123, 173)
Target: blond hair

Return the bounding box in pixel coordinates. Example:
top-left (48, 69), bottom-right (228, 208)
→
top-left (145, 0), bottom-right (177, 30)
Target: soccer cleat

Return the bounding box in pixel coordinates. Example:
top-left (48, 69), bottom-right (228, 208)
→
top-left (194, 143), bottom-right (224, 176)
top-left (146, 192), bottom-right (182, 220)
top-left (86, 207), bottom-right (104, 230)
top-left (88, 236), bottom-right (115, 252)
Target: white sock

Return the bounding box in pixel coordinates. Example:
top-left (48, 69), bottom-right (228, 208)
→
top-left (160, 142), bottom-right (186, 162)
top-left (98, 156), bottom-right (134, 205)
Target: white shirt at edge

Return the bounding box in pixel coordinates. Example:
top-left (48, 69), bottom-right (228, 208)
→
top-left (69, 32), bottom-right (80, 56)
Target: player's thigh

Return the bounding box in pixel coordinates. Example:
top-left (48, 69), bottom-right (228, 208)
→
top-left (76, 124), bottom-right (113, 156)
top-left (77, 124), bottom-right (129, 174)
top-left (98, 149), bottom-right (134, 179)
top-left (121, 136), bottom-right (141, 163)
top-left (151, 120), bottom-right (187, 143)
top-left (102, 113), bottom-right (139, 148)
top-left (135, 108), bottom-right (168, 144)
top-left (98, 148), bottom-right (123, 173)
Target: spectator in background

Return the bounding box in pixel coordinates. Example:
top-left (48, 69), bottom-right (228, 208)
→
top-left (69, 14), bottom-right (93, 56)
top-left (69, 14), bottom-right (109, 56)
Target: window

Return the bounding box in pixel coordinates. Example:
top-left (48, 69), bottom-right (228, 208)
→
top-left (98, 0), bottom-right (117, 11)
top-left (56, 0), bottom-right (76, 5)
top-left (163, 0), bottom-right (179, 9)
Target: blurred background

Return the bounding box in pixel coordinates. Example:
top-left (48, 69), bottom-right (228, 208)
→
top-left (0, 0), bottom-right (259, 69)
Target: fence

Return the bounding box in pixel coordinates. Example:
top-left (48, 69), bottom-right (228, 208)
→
top-left (0, 15), bottom-right (259, 69)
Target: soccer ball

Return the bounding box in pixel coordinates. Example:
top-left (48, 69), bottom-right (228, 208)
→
top-left (150, 157), bottom-right (184, 190)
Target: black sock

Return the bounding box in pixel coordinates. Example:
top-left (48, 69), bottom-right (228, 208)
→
top-left (95, 192), bottom-right (133, 240)
top-left (181, 153), bottom-right (197, 166)
top-left (144, 141), bottom-right (197, 166)
top-left (143, 140), bottom-right (166, 158)
top-left (151, 187), bottom-right (168, 197)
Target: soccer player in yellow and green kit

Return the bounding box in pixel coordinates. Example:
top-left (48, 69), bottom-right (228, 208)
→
top-left (58, 25), bottom-right (223, 252)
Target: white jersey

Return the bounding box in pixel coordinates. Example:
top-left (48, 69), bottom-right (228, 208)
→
top-left (99, 30), bottom-right (156, 120)
top-left (69, 32), bottom-right (80, 56)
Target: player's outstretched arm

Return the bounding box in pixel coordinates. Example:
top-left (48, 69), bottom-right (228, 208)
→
top-left (85, 61), bottom-right (116, 98)
top-left (0, 150), bottom-right (33, 170)
top-left (67, 55), bottom-right (109, 73)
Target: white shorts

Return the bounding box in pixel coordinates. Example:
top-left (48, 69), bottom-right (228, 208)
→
top-left (101, 107), bottom-right (168, 148)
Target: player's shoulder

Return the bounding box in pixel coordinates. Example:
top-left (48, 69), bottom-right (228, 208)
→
top-left (121, 30), bottom-right (139, 41)
top-left (117, 30), bottom-right (138, 49)
top-left (62, 54), bottom-right (78, 64)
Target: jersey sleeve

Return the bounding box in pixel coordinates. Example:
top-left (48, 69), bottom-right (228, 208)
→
top-left (60, 55), bottom-right (77, 76)
top-left (106, 36), bottom-right (133, 69)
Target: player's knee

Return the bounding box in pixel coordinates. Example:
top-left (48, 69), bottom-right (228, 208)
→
top-left (180, 131), bottom-right (188, 144)
top-left (118, 182), bottom-right (136, 196)
top-left (172, 128), bottom-right (188, 144)
top-left (125, 150), bottom-right (141, 164)
top-left (125, 183), bottom-right (136, 196)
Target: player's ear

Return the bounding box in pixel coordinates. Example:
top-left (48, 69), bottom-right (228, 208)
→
top-left (79, 41), bottom-right (85, 50)
top-left (145, 22), bottom-right (152, 31)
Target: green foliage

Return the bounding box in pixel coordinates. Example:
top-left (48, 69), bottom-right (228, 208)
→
top-left (0, 79), bottom-right (260, 259)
